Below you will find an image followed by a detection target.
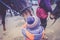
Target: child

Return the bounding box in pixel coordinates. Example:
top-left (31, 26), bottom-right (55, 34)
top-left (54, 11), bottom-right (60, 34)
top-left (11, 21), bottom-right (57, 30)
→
top-left (22, 16), bottom-right (44, 40)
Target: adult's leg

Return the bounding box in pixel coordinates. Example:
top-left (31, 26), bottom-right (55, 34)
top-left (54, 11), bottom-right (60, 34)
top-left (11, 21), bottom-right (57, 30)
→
top-left (40, 18), bottom-right (48, 40)
top-left (40, 18), bottom-right (47, 29)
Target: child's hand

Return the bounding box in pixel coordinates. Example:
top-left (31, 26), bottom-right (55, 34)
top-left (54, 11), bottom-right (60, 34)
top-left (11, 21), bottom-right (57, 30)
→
top-left (21, 23), bottom-right (27, 28)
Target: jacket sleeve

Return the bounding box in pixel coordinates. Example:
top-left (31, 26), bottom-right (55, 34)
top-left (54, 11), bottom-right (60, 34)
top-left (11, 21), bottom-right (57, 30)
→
top-left (38, 0), bottom-right (41, 5)
top-left (44, 0), bottom-right (52, 13)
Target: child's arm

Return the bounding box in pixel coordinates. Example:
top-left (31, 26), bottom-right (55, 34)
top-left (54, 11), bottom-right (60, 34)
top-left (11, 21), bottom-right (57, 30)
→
top-left (21, 23), bottom-right (27, 28)
top-left (25, 30), bottom-right (34, 40)
top-left (21, 23), bottom-right (34, 40)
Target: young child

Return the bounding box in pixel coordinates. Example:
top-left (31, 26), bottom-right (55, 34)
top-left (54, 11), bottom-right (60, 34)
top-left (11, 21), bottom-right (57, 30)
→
top-left (22, 16), bottom-right (44, 40)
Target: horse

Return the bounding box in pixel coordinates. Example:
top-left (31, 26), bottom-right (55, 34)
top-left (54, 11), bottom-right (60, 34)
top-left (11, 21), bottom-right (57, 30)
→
top-left (0, 0), bottom-right (33, 31)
